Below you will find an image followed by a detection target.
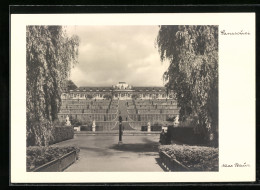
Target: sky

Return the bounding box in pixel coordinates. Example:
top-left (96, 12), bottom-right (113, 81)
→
top-left (67, 26), bottom-right (169, 87)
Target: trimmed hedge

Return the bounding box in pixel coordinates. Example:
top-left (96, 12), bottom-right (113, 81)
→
top-left (141, 125), bottom-right (162, 131)
top-left (80, 125), bottom-right (103, 131)
top-left (167, 126), bottom-right (204, 145)
top-left (26, 146), bottom-right (80, 172)
top-left (50, 126), bottom-right (74, 145)
top-left (95, 125), bottom-right (103, 131)
top-left (151, 125), bottom-right (162, 131)
top-left (141, 126), bottom-right (147, 131)
top-left (159, 144), bottom-right (218, 171)
top-left (80, 125), bottom-right (92, 131)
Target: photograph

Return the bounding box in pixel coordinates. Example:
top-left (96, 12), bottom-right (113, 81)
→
top-left (11, 13), bottom-right (255, 183)
top-left (25, 25), bottom-right (219, 172)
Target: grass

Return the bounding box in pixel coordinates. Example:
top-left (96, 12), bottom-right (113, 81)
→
top-left (159, 144), bottom-right (218, 171)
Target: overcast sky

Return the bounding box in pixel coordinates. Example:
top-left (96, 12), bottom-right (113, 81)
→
top-left (67, 26), bottom-right (169, 87)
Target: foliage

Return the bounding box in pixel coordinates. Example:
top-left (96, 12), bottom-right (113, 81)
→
top-left (132, 94), bottom-right (138, 99)
top-left (167, 126), bottom-right (205, 145)
top-left (50, 126), bottom-right (74, 144)
top-left (26, 146), bottom-right (80, 171)
top-left (151, 125), bottom-right (162, 131)
top-left (152, 120), bottom-right (170, 126)
top-left (141, 126), bottom-right (147, 131)
top-left (26, 26), bottom-right (79, 146)
top-left (66, 80), bottom-right (78, 91)
top-left (159, 144), bottom-right (218, 171)
top-left (103, 94), bottom-right (112, 100)
top-left (80, 125), bottom-right (92, 131)
top-left (70, 117), bottom-right (83, 126)
top-left (86, 94), bottom-right (93, 99)
top-left (166, 115), bottom-right (176, 122)
top-left (156, 25), bottom-right (218, 142)
top-left (53, 119), bottom-right (66, 127)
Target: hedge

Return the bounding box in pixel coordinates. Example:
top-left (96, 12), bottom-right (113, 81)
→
top-left (141, 125), bottom-right (162, 131)
top-left (151, 125), bottom-right (162, 131)
top-left (95, 125), bottom-right (103, 131)
top-left (26, 146), bottom-right (80, 172)
top-left (80, 125), bottom-right (92, 131)
top-left (80, 125), bottom-right (103, 131)
top-left (167, 126), bottom-right (204, 145)
top-left (50, 126), bottom-right (74, 145)
top-left (159, 144), bottom-right (218, 171)
top-left (141, 126), bottom-right (147, 131)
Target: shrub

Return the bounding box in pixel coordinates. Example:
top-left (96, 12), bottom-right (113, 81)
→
top-left (159, 144), bottom-right (218, 171)
top-left (80, 125), bottom-right (92, 131)
top-left (152, 120), bottom-right (169, 127)
top-left (167, 126), bottom-right (205, 145)
top-left (50, 126), bottom-right (74, 145)
top-left (151, 125), bottom-right (162, 131)
top-left (141, 126), bottom-right (147, 131)
top-left (95, 125), bottom-right (103, 131)
top-left (70, 117), bottom-right (82, 126)
top-left (26, 146), bottom-right (80, 171)
top-left (166, 115), bottom-right (176, 122)
top-left (53, 119), bottom-right (66, 127)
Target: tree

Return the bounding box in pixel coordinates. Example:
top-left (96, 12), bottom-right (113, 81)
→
top-left (66, 80), bottom-right (78, 91)
top-left (26, 26), bottom-right (79, 146)
top-left (156, 25), bottom-right (218, 144)
top-left (86, 94), bottom-right (93, 99)
top-left (132, 94), bottom-right (138, 99)
top-left (103, 94), bottom-right (112, 100)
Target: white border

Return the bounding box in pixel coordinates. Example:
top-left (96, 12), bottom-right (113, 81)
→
top-left (11, 13), bottom-right (255, 183)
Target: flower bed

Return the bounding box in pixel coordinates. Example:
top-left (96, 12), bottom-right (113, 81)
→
top-left (159, 144), bottom-right (218, 171)
top-left (26, 146), bottom-right (80, 172)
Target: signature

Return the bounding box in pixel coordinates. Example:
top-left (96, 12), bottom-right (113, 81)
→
top-left (222, 162), bottom-right (250, 167)
top-left (220, 30), bottom-right (250, 35)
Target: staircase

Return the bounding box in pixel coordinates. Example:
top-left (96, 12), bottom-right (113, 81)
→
top-left (112, 100), bottom-right (135, 130)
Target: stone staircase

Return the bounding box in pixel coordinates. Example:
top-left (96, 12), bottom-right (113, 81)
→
top-left (112, 100), bottom-right (135, 131)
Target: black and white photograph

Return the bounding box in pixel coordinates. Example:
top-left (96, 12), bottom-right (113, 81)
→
top-left (11, 13), bottom-right (255, 183)
top-left (25, 25), bottom-right (219, 172)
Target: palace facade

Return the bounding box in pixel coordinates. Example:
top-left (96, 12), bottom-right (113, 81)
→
top-left (61, 82), bottom-right (175, 100)
top-left (59, 82), bottom-right (179, 131)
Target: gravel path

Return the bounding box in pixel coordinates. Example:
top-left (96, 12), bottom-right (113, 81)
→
top-left (55, 135), bottom-right (164, 172)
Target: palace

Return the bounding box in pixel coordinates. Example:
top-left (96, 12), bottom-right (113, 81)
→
top-left (61, 82), bottom-right (175, 100)
top-left (59, 82), bottom-right (179, 131)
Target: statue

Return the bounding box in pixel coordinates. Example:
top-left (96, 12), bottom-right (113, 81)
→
top-left (65, 115), bottom-right (71, 126)
top-left (92, 120), bottom-right (96, 132)
top-left (147, 121), bottom-right (151, 132)
top-left (174, 115), bottom-right (179, 126)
